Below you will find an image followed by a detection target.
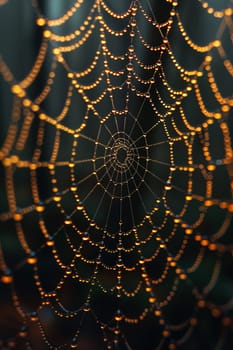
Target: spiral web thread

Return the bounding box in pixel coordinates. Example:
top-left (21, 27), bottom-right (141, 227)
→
top-left (0, 0), bottom-right (233, 349)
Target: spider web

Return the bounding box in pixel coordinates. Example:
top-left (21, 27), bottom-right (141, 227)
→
top-left (0, 0), bottom-right (233, 349)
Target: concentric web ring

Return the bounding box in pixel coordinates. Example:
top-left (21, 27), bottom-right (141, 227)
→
top-left (0, 0), bottom-right (233, 349)
top-left (70, 102), bottom-right (168, 233)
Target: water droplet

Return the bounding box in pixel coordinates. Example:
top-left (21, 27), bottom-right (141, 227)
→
top-left (76, 202), bottom-right (84, 210)
top-left (64, 216), bottom-right (72, 225)
top-left (18, 325), bottom-right (27, 337)
top-left (1, 269), bottom-right (13, 284)
top-left (27, 252), bottom-right (37, 265)
top-left (30, 311), bottom-right (38, 321)
top-left (164, 181), bottom-right (172, 190)
top-left (13, 209), bottom-right (23, 222)
top-left (35, 201), bottom-right (45, 213)
top-left (82, 232), bottom-right (89, 241)
top-left (83, 303), bottom-right (90, 312)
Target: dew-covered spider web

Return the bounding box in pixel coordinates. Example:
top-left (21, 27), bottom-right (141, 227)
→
top-left (0, 0), bottom-right (233, 349)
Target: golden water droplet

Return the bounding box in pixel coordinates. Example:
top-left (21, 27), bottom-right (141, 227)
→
top-left (11, 84), bottom-right (25, 97)
top-left (213, 40), bottom-right (221, 48)
top-left (117, 259), bottom-right (123, 267)
top-left (221, 104), bottom-right (230, 113)
top-left (174, 216), bottom-right (181, 223)
top-left (70, 337), bottom-right (78, 349)
top-left (64, 217), bottom-right (72, 225)
top-left (154, 309), bottom-right (161, 316)
top-left (149, 297), bottom-right (156, 303)
top-left (70, 183), bottom-right (77, 192)
top-left (66, 267), bottom-right (72, 275)
top-left (83, 303), bottom-right (90, 312)
top-left (224, 8), bottom-right (232, 16)
top-left (82, 232), bottom-right (89, 241)
top-left (207, 164), bottom-right (216, 171)
top-left (27, 252), bottom-right (37, 265)
top-left (114, 327), bottom-right (120, 335)
top-left (128, 45), bottom-right (134, 53)
top-left (204, 199), bottom-right (213, 207)
top-left (76, 251), bottom-right (81, 258)
top-left (115, 309), bottom-right (123, 321)
top-left (185, 228), bottom-right (193, 235)
top-left (195, 234), bottom-right (202, 241)
top-left (162, 329), bottom-right (170, 337)
top-left (48, 163), bottom-right (55, 170)
top-left (99, 241), bottom-right (105, 250)
top-left (180, 273), bottom-right (187, 280)
top-left (53, 194), bottom-right (62, 202)
top-left (164, 182), bottom-right (172, 190)
top-left (1, 270), bottom-right (13, 284)
top-left (22, 98), bottom-right (31, 107)
top-left (201, 239), bottom-right (209, 247)
top-left (36, 18), bottom-right (46, 26)
top-left (208, 243), bottom-right (216, 251)
top-left (159, 319), bottom-right (165, 325)
top-left (70, 343), bottom-right (78, 349)
top-left (197, 300), bottom-right (205, 308)
top-left (46, 237), bottom-right (54, 246)
top-left (2, 157), bottom-right (12, 167)
top-left (43, 30), bottom-right (51, 38)
top-left (18, 326), bottom-right (27, 337)
top-left (76, 203), bottom-right (84, 210)
top-left (35, 202), bottom-right (45, 213)
top-left (13, 211), bottom-right (23, 221)
top-left (30, 312), bottom-right (38, 321)
top-left (127, 63), bottom-right (134, 72)
top-left (116, 282), bottom-right (122, 290)
top-left (227, 203), bottom-right (233, 212)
